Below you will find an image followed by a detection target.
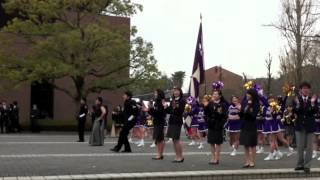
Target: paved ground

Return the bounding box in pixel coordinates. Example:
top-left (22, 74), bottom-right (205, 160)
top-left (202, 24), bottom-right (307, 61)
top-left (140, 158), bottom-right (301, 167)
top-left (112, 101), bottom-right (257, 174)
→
top-left (0, 132), bottom-right (320, 177)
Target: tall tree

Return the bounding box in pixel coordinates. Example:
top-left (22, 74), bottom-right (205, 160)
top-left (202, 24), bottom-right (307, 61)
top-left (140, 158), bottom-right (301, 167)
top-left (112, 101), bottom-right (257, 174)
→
top-left (0, 0), bottom-right (157, 113)
top-left (269, 0), bottom-right (319, 86)
top-left (265, 53), bottom-right (272, 96)
top-left (171, 71), bottom-right (185, 88)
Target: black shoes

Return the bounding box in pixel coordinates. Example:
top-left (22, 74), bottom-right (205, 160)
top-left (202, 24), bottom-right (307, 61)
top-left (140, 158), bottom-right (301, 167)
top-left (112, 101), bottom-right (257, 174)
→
top-left (172, 158), bottom-right (184, 163)
top-left (294, 167), bottom-right (304, 171)
top-left (294, 167), bottom-right (311, 173)
top-left (152, 156), bottom-right (164, 160)
top-left (121, 150), bottom-right (132, 153)
top-left (110, 148), bottom-right (120, 153)
top-left (304, 168), bottom-right (311, 174)
top-left (209, 161), bottom-right (219, 165)
top-left (242, 164), bottom-right (255, 168)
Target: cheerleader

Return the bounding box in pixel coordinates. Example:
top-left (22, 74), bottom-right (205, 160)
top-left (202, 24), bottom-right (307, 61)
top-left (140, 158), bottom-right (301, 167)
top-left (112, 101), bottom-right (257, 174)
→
top-left (165, 87), bottom-right (186, 163)
top-left (256, 101), bottom-right (265, 154)
top-left (239, 88), bottom-right (259, 168)
top-left (185, 97), bottom-right (200, 146)
top-left (134, 102), bottom-right (145, 147)
top-left (204, 81), bottom-right (228, 165)
top-left (197, 96), bottom-right (210, 149)
top-left (262, 95), bottom-right (293, 161)
top-left (313, 95), bottom-right (320, 159)
top-left (225, 96), bottom-right (241, 156)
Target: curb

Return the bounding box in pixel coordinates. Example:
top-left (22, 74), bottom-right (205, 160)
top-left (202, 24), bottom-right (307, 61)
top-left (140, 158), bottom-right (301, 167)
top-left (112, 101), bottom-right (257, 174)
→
top-left (2, 168), bottom-right (320, 180)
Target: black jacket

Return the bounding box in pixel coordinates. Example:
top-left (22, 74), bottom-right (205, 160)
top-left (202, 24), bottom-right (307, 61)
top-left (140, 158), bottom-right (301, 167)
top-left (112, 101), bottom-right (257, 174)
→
top-left (149, 99), bottom-right (166, 126)
top-left (292, 96), bottom-right (318, 133)
top-left (78, 104), bottom-right (88, 121)
top-left (240, 101), bottom-right (259, 131)
top-left (204, 101), bottom-right (227, 131)
top-left (122, 99), bottom-right (139, 124)
top-left (166, 97), bottom-right (186, 125)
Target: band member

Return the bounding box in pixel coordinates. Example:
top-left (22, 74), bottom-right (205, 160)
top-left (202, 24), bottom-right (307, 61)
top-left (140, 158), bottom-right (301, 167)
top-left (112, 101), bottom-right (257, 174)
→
top-left (144, 89), bottom-right (166, 160)
top-left (293, 82), bottom-right (318, 173)
top-left (0, 101), bottom-right (10, 133)
top-left (282, 106), bottom-right (296, 152)
top-left (77, 98), bottom-right (88, 142)
top-left (112, 105), bottom-right (124, 137)
top-left (30, 104), bottom-right (41, 133)
top-left (111, 91), bottom-right (139, 153)
top-left (240, 88), bottom-right (259, 168)
top-left (204, 88), bottom-right (227, 165)
top-left (89, 97), bottom-right (107, 146)
top-left (225, 96), bottom-right (241, 156)
top-left (165, 87), bottom-right (186, 163)
top-left (10, 101), bottom-right (21, 132)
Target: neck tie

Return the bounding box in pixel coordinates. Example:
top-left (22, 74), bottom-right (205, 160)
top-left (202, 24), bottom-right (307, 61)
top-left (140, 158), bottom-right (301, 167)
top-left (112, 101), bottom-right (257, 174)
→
top-left (303, 97), bottom-right (307, 108)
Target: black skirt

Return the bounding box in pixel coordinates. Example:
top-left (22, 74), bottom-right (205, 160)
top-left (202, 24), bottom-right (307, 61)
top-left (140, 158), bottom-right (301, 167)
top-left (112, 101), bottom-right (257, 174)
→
top-left (153, 125), bottom-right (165, 142)
top-left (207, 129), bottom-right (223, 145)
top-left (240, 130), bottom-right (257, 147)
top-left (166, 124), bottom-right (182, 140)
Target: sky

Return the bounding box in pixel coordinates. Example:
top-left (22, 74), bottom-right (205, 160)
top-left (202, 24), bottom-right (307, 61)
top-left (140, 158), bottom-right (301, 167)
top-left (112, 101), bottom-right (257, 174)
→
top-left (131, 0), bottom-right (285, 90)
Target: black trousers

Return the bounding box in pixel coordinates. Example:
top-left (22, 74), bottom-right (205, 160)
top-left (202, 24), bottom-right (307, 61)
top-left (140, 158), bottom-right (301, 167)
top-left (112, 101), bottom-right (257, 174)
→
top-left (114, 120), bottom-right (136, 151)
top-left (0, 118), bottom-right (9, 133)
top-left (12, 118), bottom-right (21, 132)
top-left (78, 118), bottom-right (86, 141)
top-left (0, 118), bottom-right (4, 133)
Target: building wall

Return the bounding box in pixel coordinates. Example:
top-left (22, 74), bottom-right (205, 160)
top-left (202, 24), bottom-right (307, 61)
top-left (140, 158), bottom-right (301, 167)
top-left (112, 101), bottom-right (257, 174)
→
top-left (200, 66), bottom-right (243, 100)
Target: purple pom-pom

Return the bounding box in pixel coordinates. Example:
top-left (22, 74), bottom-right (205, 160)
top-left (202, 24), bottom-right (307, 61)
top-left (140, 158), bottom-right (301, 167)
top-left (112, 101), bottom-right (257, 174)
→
top-left (187, 96), bottom-right (195, 104)
top-left (212, 81), bottom-right (224, 90)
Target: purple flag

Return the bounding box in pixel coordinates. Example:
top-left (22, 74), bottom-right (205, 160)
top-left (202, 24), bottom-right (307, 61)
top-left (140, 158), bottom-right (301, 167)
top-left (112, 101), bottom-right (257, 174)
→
top-left (189, 22), bottom-right (205, 99)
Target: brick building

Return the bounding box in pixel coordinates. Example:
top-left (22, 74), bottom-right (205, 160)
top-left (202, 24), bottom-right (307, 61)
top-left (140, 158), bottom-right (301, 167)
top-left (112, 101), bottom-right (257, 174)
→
top-left (0, 8), bottom-right (130, 130)
top-left (200, 66), bottom-right (244, 100)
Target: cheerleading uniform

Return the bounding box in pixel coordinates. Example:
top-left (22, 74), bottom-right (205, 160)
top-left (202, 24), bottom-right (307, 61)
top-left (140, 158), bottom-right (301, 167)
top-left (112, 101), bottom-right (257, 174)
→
top-left (225, 104), bottom-right (241, 133)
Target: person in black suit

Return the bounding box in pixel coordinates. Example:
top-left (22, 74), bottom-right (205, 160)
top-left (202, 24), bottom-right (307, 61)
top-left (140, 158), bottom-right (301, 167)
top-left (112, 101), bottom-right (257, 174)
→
top-left (239, 88), bottom-right (260, 168)
top-left (77, 98), bottom-right (88, 142)
top-left (165, 87), bottom-right (186, 163)
top-left (111, 91), bottom-right (139, 153)
top-left (204, 89), bottom-right (228, 165)
top-left (0, 101), bottom-right (10, 133)
top-left (144, 89), bottom-right (167, 160)
top-left (293, 82), bottom-right (318, 173)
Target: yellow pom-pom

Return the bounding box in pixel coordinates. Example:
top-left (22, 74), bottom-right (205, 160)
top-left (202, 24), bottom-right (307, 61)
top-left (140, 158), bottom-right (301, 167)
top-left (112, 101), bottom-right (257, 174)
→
top-left (185, 104), bottom-right (192, 112)
top-left (244, 81), bottom-right (254, 90)
top-left (282, 83), bottom-right (295, 97)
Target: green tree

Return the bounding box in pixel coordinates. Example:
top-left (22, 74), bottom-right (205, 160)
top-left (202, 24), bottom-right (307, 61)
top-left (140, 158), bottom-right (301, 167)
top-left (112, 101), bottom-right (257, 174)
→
top-left (0, 0), bottom-right (158, 114)
top-left (171, 71), bottom-right (185, 88)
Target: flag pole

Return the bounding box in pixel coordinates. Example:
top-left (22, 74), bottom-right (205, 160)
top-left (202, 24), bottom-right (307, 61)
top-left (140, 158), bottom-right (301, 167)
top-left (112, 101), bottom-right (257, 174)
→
top-left (200, 13), bottom-right (207, 95)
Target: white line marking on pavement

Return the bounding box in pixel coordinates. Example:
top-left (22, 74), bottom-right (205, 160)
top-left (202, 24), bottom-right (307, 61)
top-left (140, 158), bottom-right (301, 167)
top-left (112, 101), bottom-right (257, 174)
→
top-left (0, 151), bottom-right (296, 158)
top-left (0, 141), bottom-right (202, 144)
top-left (0, 152), bottom-right (210, 158)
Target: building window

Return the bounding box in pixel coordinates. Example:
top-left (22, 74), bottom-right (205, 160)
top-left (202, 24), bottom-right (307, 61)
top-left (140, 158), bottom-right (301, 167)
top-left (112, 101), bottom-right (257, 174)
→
top-left (31, 81), bottom-right (54, 119)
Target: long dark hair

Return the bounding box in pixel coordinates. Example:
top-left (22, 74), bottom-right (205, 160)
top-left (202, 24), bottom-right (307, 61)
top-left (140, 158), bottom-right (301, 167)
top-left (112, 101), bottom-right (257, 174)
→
top-left (156, 89), bottom-right (165, 100)
top-left (243, 88), bottom-right (259, 110)
top-left (172, 87), bottom-right (183, 99)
